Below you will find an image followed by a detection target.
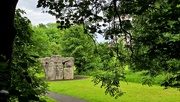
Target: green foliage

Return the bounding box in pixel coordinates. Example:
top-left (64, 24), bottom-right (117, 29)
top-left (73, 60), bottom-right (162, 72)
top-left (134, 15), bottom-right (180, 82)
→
top-left (36, 0), bottom-right (180, 98)
top-left (93, 70), bottom-right (124, 99)
top-left (121, 70), bottom-right (165, 85)
top-left (32, 23), bottom-right (63, 57)
top-left (31, 25), bottom-right (52, 57)
top-left (131, 0), bottom-right (180, 88)
top-left (60, 25), bottom-right (100, 74)
top-left (9, 9), bottom-right (47, 102)
top-left (32, 23), bottom-right (102, 75)
top-left (93, 42), bottom-right (130, 98)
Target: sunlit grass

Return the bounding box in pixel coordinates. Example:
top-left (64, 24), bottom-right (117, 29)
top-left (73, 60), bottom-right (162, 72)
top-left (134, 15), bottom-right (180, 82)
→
top-left (47, 77), bottom-right (180, 102)
top-left (124, 71), bottom-right (165, 85)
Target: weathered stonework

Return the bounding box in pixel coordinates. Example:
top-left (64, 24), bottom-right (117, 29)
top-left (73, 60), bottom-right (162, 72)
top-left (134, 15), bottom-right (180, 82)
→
top-left (39, 55), bottom-right (74, 80)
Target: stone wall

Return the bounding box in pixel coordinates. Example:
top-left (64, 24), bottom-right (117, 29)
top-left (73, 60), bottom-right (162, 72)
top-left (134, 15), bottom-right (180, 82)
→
top-left (39, 55), bottom-right (74, 80)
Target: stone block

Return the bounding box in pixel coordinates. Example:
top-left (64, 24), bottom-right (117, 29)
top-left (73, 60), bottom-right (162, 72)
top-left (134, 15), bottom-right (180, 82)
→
top-left (39, 55), bottom-right (74, 80)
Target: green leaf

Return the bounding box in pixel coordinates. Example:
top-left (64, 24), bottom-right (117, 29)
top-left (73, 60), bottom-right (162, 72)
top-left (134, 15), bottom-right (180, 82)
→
top-left (155, 2), bottom-right (160, 8)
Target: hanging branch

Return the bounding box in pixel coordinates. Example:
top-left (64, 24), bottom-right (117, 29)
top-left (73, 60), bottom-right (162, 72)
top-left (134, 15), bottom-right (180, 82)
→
top-left (112, 0), bottom-right (133, 53)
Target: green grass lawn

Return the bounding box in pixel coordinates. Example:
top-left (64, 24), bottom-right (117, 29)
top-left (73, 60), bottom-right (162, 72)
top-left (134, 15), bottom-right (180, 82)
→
top-left (44, 97), bottom-right (57, 102)
top-left (124, 71), bottom-right (165, 85)
top-left (47, 77), bottom-right (180, 102)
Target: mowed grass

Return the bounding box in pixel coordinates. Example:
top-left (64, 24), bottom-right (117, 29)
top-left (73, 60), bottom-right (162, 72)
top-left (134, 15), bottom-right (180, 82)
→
top-left (47, 77), bottom-right (180, 102)
top-left (44, 97), bottom-right (57, 102)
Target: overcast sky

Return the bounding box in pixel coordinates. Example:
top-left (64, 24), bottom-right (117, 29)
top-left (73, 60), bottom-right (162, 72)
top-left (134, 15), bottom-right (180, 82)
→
top-left (16, 0), bottom-right (56, 25)
top-left (16, 0), bottom-right (106, 42)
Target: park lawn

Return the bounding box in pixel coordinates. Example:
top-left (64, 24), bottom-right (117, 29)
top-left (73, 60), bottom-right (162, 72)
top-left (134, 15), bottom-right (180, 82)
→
top-left (47, 77), bottom-right (180, 102)
top-left (45, 97), bottom-right (57, 102)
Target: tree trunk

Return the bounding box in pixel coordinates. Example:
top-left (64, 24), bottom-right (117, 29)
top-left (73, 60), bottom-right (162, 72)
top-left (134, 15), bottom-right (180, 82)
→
top-left (0, 0), bottom-right (18, 101)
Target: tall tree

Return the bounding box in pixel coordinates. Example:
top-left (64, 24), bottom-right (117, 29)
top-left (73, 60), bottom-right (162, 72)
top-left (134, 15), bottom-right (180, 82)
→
top-left (0, 0), bottom-right (18, 62)
top-left (10, 9), bottom-right (47, 102)
top-left (0, 0), bottom-right (19, 101)
top-left (60, 25), bottom-right (100, 74)
top-left (32, 24), bottom-right (53, 57)
top-left (32, 23), bottom-right (63, 57)
top-left (131, 0), bottom-right (180, 87)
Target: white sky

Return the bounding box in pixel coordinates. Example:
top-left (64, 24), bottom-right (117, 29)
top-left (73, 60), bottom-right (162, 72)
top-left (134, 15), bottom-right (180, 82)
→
top-left (16, 0), bottom-right (56, 25)
top-left (16, 0), bottom-right (106, 42)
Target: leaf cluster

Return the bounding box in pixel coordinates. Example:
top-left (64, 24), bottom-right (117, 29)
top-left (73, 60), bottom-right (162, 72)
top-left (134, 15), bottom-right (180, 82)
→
top-left (8, 9), bottom-right (47, 102)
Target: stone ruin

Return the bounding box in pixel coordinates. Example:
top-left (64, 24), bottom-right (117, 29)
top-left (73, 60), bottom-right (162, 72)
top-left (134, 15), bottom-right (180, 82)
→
top-left (39, 55), bottom-right (74, 80)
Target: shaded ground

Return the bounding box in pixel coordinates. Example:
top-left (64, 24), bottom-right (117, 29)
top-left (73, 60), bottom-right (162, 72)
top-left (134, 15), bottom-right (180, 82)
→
top-left (73, 75), bottom-right (89, 80)
top-left (47, 75), bottom-right (89, 82)
top-left (46, 91), bottom-right (88, 102)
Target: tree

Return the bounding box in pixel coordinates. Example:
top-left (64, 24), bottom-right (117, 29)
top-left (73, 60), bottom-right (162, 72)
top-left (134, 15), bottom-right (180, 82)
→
top-left (40, 23), bottom-right (63, 56)
top-left (32, 23), bottom-right (63, 57)
top-left (0, 0), bottom-right (18, 62)
top-left (9, 9), bottom-right (47, 102)
top-left (130, 0), bottom-right (180, 87)
top-left (0, 0), bottom-right (19, 101)
top-left (32, 24), bottom-right (53, 57)
top-left (60, 25), bottom-right (100, 74)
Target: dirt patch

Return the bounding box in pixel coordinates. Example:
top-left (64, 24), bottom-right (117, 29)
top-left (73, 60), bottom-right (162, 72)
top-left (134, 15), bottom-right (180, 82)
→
top-left (47, 75), bottom-right (89, 82)
top-left (74, 76), bottom-right (89, 80)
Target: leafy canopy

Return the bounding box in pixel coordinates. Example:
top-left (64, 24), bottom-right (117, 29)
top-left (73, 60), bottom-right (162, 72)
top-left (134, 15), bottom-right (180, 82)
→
top-left (60, 25), bottom-right (101, 74)
top-left (9, 9), bottom-right (47, 102)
